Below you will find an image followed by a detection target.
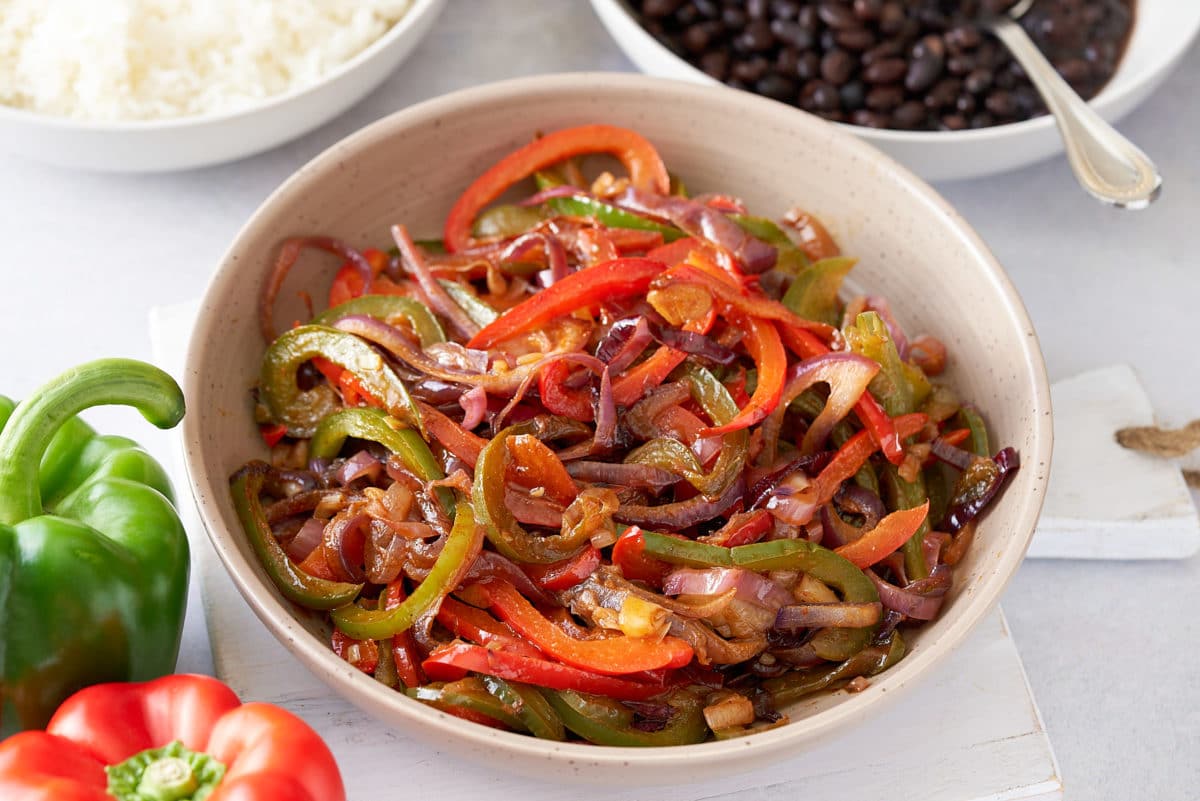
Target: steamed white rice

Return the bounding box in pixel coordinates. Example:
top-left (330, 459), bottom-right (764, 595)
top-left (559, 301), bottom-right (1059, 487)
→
top-left (0, 0), bottom-right (413, 121)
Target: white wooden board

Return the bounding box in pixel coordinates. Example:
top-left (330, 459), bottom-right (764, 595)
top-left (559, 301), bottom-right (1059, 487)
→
top-left (153, 300), bottom-right (1061, 801)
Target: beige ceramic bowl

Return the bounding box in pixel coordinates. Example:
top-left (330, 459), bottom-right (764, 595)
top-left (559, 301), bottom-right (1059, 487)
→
top-left (183, 73), bottom-right (1052, 783)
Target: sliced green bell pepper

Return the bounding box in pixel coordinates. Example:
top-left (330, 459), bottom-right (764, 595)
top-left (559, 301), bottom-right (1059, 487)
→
top-left (472, 204), bottom-right (547, 239)
top-left (438, 280), bottom-right (499, 327)
top-left (955, 406), bottom-right (991, 458)
top-left (230, 461), bottom-right (363, 610)
top-left (763, 631), bottom-right (906, 706)
top-left (546, 689), bottom-right (708, 747)
top-left (782, 257), bottom-right (856, 326)
top-left (408, 677), bottom-right (529, 731)
top-left (845, 311), bottom-right (931, 415)
top-left (259, 324), bottom-right (423, 438)
top-left (0, 359), bottom-right (189, 735)
top-left (332, 501), bottom-right (481, 639)
top-left (308, 407), bottom-right (453, 518)
top-left (730, 215), bottom-right (810, 275)
top-left (881, 464), bottom-right (932, 581)
top-left (480, 676), bottom-right (566, 741)
top-left (544, 196), bottom-right (685, 242)
top-left (312, 295), bottom-right (446, 347)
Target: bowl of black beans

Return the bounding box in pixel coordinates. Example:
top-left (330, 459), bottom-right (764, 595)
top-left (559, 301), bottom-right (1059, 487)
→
top-left (589, 0), bottom-right (1200, 180)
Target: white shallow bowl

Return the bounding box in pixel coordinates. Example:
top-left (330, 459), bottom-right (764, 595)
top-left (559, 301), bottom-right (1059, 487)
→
top-left (0, 0), bottom-right (445, 172)
top-left (183, 73), bottom-right (1052, 783)
top-left (590, 0), bottom-right (1200, 181)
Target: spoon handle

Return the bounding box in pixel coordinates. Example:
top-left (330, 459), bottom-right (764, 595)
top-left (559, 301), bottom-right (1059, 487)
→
top-left (990, 16), bottom-right (1161, 209)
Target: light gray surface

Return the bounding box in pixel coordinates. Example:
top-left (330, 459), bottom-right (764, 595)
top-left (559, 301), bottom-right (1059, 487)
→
top-left (0, 2), bottom-right (1195, 798)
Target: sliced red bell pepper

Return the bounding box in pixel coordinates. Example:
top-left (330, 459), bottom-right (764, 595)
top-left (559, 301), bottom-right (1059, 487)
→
top-left (779, 325), bottom-right (905, 465)
top-left (422, 642), bottom-right (672, 701)
top-left (383, 581), bottom-right (426, 689)
top-left (331, 630), bottom-right (379, 674)
top-left (0, 674), bottom-right (344, 801)
top-left (938, 427), bottom-right (972, 448)
top-left (537, 360), bottom-right (594, 422)
top-left (700, 315), bottom-right (785, 437)
top-left (467, 257), bottom-right (665, 349)
top-left (506, 433), bottom-right (579, 505)
top-left (259, 422), bottom-right (288, 448)
top-left (653, 262), bottom-right (837, 340)
top-left (610, 287), bottom-right (717, 408)
top-left (835, 501), bottom-right (931, 569)
top-left (522, 544), bottom-right (602, 591)
top-left (444, 125), bottom-right (671, 252)
top-left (645, 236), bottom-right (701, 265)
top-left (606, 228), bottom-right (665, 253)
top-left (436, 596), bottom-right (544, 659)
top-left (611, 526), bottom-right (672, 586)
top-left (310, 356), bottom-right (383, 410)
top-left (296, 543), bottom-right (341, 582)
top-left (479, 580), bottom-right (693, 675)
top-left (326, 248), bottom-right (390, 307)
top-left (702, 509), bottom-right (772, 548)
top-left (419, 402), bottom-right (486, 467)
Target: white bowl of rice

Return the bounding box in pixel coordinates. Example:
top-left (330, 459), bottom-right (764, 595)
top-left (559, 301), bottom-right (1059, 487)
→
top-left (0, 0), bottom-right (445, 171)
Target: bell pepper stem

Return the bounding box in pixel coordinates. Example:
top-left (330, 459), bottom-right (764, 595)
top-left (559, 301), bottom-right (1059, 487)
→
top-left (106, 740), bottom-right (225, 801)
top-left (0, 359), bottom-right (184, 524)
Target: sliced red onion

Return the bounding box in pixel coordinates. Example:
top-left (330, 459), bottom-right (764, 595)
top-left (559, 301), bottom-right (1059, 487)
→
top-left (491, 351), bottom-right (608, 433)
top-left (774, 602), bottom-right (882, 630)
top-left (392, 223), bottom-right (480, 339)
top-left (746, 452), bottom-right (831, 511)
top-left (593, 368), bottom-right (616, 451)
top-left (565, 461), bottom-right (678, 491)
top-left (944, 447), bottom-right (1020, 534)
top-left (458, 386), bottom-right (488, 431)
top-left (425, 341), bottom-right (490, 374)
top-left (615, 477), bottom-right (743, 530)
top-left (837, 484), bottom-right (885, 528)
top-left (283, 517), bottom-right (325, 563)
top-left (323, 512), bottom-right (369, 583)
top-left (334, 450), bottom-right (382, 486)
top-left (464, 552), bottom-right (553, 605)
top-left (595, 316), bottom-right (654, 375)
top-left (818, 503), bottom-right (854, 548)
top-left (502, 232), bottom-right (569, 285)
top-left (517, 185), bottom-right (586, 206)
top-left (930, 437), bottom-right (975, 470)
top-left (625, 382), bottom-right (691, 440)
top-left (663, 567), bottom-right (793, 610)
top-left (506, 489), bottom-right (564, 528)
top-left (910, 334), bottom-right (947, 375)
top-left (616, 188), bottom-right (777, 273)
top-left (761, 352), bottom-right (880, 462)
top-left (923, 531), bottom-right (951, 571)
top-left (645, 319), bottom-right (737, 365)
top-left (260, 236), bottom-right (372, 341)
top-left (866, 568), bottom-right (949, 621)
top-left (364, 524), bottom-right (407, 584)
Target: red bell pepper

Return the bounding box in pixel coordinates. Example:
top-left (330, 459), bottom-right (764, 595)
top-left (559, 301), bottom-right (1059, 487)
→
top-left (326, 247), bottom-right (391, 307)
top-left (331, 630), bottom-right (380, 674)
top-left (779, 325), bottom-right (905, 465)
top-left (610, 285), bottom-right (717, 408)
top-left (700, 316), bottom-right (785, 437)
top-left (258, 423), bottom-right (288, 448)
top-left (479, 580), bottom-right (693, 675)
top-left (611, 526), bottom-right (672, 586)
top-left (522, 544), bottom-right (602, 591)
top-left (506, 433), bottom-right (579, 504)
top-left (383, 581), bottom-right (426, 689)
top-left (418, 402), bottom-right (486, 467)
top-left (702, 509), bottom-right (772, 548)
top-left (537, 360), bottom-right (594, 421)
top-left (422, 643), bottom-right (671, 701)
top-left (0, 674), bottom-right (344, 801)
top-left (437, 596), bottom-right (544, 659)
top-left (443, 125), bottom-right (671, 252)
top-left (466, 257), bottom-right (665, 350)
top-left (644, 236), bottom-right (701, 266)
top-left (835, 501), bottom-right (931, 569)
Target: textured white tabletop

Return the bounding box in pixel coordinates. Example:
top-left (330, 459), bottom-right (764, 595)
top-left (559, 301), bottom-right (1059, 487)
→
top-left (1, 2), bottom-right (1196, 798)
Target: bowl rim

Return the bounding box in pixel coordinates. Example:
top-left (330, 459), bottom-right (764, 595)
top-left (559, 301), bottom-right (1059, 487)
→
top-left (589, 0), bottom-right (1200, 144)
top-left (0, 0), bottom-right (444, 132)
top-left (183, 71), bottom-right (1053, 771)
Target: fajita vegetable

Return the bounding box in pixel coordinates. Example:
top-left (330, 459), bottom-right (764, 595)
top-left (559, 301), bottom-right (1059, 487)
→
top-left (0, 673), bottom-right (345, 801)
top-left (237, 124), bottom-right (1018, 744)
top-left (0, 359), bottom-right (189, 736)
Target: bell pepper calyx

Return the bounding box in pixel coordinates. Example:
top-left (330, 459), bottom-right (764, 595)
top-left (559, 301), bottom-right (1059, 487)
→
top-left (105, 740), bottom-right (226, 801)
top-left (0, 359), bottom-right (184, 524)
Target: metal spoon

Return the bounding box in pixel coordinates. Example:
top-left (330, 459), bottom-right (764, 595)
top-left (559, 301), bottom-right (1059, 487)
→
top-left (985, 0), bottom-right (1161, 209)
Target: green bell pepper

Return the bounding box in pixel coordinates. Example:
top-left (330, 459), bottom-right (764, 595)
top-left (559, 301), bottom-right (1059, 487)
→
top-left (845, 311), bottom-right (931, 415)
top-left (781, 257), bottom-right (856, 326)
top-left (480, 676), bottom-right (566, 741)
top-left (259, 324), bottom-right (424, 438)
top-left (230, 461), bottom-right (362, 610)
top-left (546, 689), bottom-right (707, 747)
top-left (955, 406), bottom-right (991, 458)
top-left (311, 295), bottom-right (446, 347)
top-left (730, 215), bottom-right (810, 275)
top-left (763, 631), bottom-right (906, 706)
top-left (308, 407), bottom-right (453, 518)
top-left (438, 280), bottom-right (500, 327)
top-left (544, 196), bottom-right (685, 242)
top-left (881, 464), bottom-right (932, 581)
top-left (0, 359), bottom-right (189, 735)
top-left (408, 677), bottom-right (529, 731)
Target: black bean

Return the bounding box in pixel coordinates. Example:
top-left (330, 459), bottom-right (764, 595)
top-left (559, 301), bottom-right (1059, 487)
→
top-left (925, 78), bottom-right (962, 109)
top-left (851, 109), bottom-right (891, 128)
top-left (739, 19), bottom-right (775, 52)
top-left (817, 1), bottom-right (861, 30)
top-left (862, 40), bottom-right (902, 65)
top-left (770, 0), bottom-right (801, 20)
top-left (821, 49), bottom-right (857, 85)
top-left (947, 54), bottom-right (975, 76)
top-left (853, 0), bottom-right (884, 22)
top-left (954, 93), bottom-right (977, 114)
top-left (941, 113), bottom-right (968, 131)
top-left (969, 111), bottom-right (995, 129)
top-left (1013, 85), bottom-right (1040, 112)
top-left (796, 51), bottom-right (821, 81)
top-left (985, 89), bottom-right (1017, 117)
top-left (692, 0), bottom-right (720, 18)
top-left (836, 27), bottom-right (876, 51)
top-left (642, 0), bottom-right (683, 18)
top-left (906, 34), bottom-right (946, 92)
top-left (1056, 58), bottom-right (1092, 85)
top-left (757, 73), bottom-right (798, 100)
top-left (892, 100), bottom-right (927, 128)
top-left (771, 19), bottom-right (813, 50)
top-left (865, 84), bottom-right (904, 111)
top-left (944, 25), bottom-right (982, 52)
top-left (732, 56), bottom-right (770, 83)
top-left (700, 50), bottom-right (731, 80)
top-left (840, 80), bottom-right (867, 111)
top-left (682, 22), bottom-right (718, 53)
top-left (878, 2), bottom-right (906, 35)
top-left (721, 6), bottom-right (747, 28)
top-left (775, 48), bottom-right (800, 76)
top-left (801, 80), bottom-right (842, 112)
top-left (862, 58), bottom-right (906, 84)
top-left (964, 68), bottom-right (993, 94)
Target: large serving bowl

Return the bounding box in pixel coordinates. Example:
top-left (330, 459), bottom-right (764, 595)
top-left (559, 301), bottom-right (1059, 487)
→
top-left (590, 0), bottom-right (1200, 182)
top-left (0, 0), bottom-right (445, 172)
top-left (182, 73), bottom-right (1052, 783)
